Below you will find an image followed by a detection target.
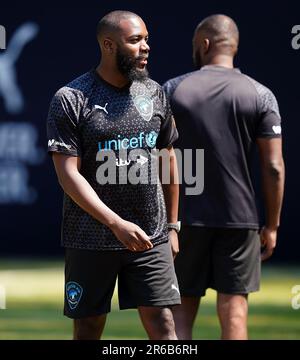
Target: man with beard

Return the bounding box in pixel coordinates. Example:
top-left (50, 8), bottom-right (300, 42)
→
top-left (47, 10), bottom-right (181, 340)
top-left (163, 14), bottom-right (285, 339)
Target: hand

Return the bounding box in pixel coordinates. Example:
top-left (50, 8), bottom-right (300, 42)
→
top-left (110, 219), bottom-right (153, 252)
top-left (169, 229), bottom-right (179, 259)
top-left (260, 226), bottom-right (277, 261)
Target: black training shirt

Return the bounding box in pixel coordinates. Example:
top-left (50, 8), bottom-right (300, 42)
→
top-left (163, 65), bottom-right (281, 229)
top-left (47, 69), bottom-right (178, 250)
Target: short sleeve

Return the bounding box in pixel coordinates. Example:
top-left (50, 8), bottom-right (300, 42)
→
top-left (163, 72), bottom-right (194, 101)
top-left (256, 87), bottom-right (282, 139)
top-left (156, 88), bottom-right (179, 150)
top-left (47, 88), bottom-right (82, 156)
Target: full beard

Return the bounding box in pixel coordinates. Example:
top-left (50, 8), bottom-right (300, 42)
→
top-left (116, 48), bottom-right (149, 82)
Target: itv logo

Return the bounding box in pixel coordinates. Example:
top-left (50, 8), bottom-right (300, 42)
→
top-left (0, 25), bottom-right (5, 49)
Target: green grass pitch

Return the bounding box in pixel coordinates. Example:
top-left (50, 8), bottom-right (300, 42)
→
top-left (0, 259), bottom-right (300, 339)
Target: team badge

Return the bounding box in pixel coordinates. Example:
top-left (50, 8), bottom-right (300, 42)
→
top-left (133, 95), bottom-right (153, 121)
top-left (272, 125), bottom-right (281, 134)
top-left (145, 131), bottom-right (158, 148)
top-left (66, 281), bottom-right (83, 310)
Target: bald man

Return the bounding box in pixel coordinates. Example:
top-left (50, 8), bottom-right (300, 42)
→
top-left (47, 10), bottom-right (181, 340)
top-left (163, 14), bottom-right (285, 339)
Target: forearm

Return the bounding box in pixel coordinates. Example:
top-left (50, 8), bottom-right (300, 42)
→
top-left (261, 159), bottom-right (285, 229)
top-left (160, 148), bottom-right (179, 223)
top-left (162, 183), bottom-right (179, 222)
top-left (58, 170), bottom-right (121, 228)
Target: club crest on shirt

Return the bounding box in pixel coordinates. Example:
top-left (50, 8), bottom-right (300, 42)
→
top-left (66, 281), bottom-right (83, 310)
top-left (145, 131), bottom-right (158, 148)
top-left (133, 95), bottom-right (153, 121)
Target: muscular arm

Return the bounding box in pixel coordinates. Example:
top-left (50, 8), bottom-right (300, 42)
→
top-left (256, 137), bottom-right (285, 260)
top-left (159, 146), bottom-right (179, 257)
top-left (52, 153), bottom-right (152, 251)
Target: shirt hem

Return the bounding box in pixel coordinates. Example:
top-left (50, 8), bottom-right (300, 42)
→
top-left (62, 235), bottom-right (169, 251)
top-left (48, 148), bottom-right (80, 157)
top-left (182, 221), bottom-right (260, 230)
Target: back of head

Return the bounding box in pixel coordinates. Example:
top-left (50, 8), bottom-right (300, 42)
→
top-left (96, 10), bottom-right (141, 41)
top-left (194, 14), bottom-right (239, 56)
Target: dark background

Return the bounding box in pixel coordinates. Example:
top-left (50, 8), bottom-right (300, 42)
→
top-left (0, 0), bottom-right (298, 262)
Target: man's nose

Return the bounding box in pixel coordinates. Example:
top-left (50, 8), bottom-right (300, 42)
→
top-left (140, 39), bottom-right (150, 52)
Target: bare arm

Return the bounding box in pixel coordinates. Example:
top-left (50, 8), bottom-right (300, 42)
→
top-left (52, 153), bottom-right (153, 251)
top-left (159, 146), bottom-right (179, 258)
top-left (256, 137), bottom-right (285, 260)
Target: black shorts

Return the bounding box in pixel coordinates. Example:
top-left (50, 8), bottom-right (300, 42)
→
top-left (175, 226), bottom-right (261, 297)
top-left (64, 241), bottom-right (181, 319)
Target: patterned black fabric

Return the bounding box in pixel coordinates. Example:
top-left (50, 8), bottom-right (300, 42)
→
top-left (47, 69), bottom-right (178, 250)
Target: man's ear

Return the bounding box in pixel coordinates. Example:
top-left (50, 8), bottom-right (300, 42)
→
top-left (203, 38), bottom-right (210, 53)
top-left (103, 37), bottom-right (114, 53)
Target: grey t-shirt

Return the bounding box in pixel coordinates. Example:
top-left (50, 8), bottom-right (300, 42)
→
top-left (47, 69), bottom-right (178, 250)
top-left (163, 65), bottom-right (282, 229)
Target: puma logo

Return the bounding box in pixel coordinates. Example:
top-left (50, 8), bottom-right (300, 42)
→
top-left (171, 284), bottom-right (180, 294)
top-left (95, 103), bottom-right (108, 114)
top-left (0, 22), bottom-right (39, 114)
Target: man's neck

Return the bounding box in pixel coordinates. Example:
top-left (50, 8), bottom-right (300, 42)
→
top-left (96, 63), bottom-right (130, 88)
top-left (204, 54), bottom-right (234, 69)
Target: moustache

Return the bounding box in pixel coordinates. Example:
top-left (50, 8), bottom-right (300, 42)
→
top-left (136, 55), bottom-right (149, 61)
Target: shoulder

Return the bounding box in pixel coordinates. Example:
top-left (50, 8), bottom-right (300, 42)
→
top-left (49, 72), bottom-right (95, 118)
top-left (139, 78), bottom-right (162, 93)
top-left (242, 74), bottom-right (276, 98)
top-left (53, 71), bottom-right (95, 103)
top-left (162, 72), bottom-right (196, 99)
top-left (242, 74), bottom-right (280, 117)
top-left (136, 78), bottom-right (167, 103)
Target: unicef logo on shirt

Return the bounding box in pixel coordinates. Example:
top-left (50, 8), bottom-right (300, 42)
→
top-left (134, 95), bottom-right (153, 121)
top-left (146, 131), bottom-right (158, 148)
top-left (66, 281), bottom-right (83, 310)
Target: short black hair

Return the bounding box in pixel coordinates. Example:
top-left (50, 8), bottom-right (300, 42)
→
top-left (195, 14), bottom-right (239, 51)
top-left (96, 10), bottom-right (141, 39)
